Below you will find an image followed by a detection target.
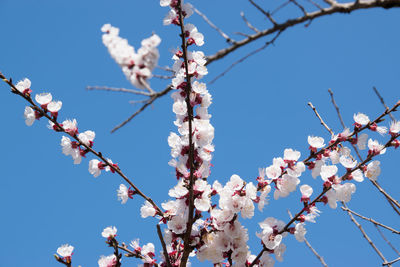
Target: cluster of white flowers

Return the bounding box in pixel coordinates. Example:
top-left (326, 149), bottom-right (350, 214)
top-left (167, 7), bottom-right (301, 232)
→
top-left (130, 239), bottom-right (157, 265)
top-left (101, 24), bottom-right (161, 90)
top-left (14, 1), bottom-right (400, 266)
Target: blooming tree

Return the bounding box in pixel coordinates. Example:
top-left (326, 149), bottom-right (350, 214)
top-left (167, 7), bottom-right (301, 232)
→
top-left (2, 0), bottom-right (400, 266)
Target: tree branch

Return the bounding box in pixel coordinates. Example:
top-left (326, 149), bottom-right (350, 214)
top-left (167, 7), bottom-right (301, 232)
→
top-left (341, 206), bottom-right (400, 234)
top-left (0, 72), bottom-right (164, 217)
top-left (207, 0), bottom-right (400, 65)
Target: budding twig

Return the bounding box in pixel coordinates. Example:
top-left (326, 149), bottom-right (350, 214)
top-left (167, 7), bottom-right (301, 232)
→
top-left (0, 71), bottom-right (164, 217)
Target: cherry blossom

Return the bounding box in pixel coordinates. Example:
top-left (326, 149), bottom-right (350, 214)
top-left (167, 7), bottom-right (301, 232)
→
top-left (389, 120), bottom-right (400, 136)
top-left (98, 254), bottom-right (117, 267)
top-left (24, 106), bottom-right (35, 126)
top-left (141, 201), bottom-right (156, 218)
top-left (365, 160), bottom-right (381, 181)
top-left (353, 112), bottom-right (370, 127)
top-left (101, 226), bottom-right (117, 239)
top-left (56, 244), bottom-right (74, 258)
top-left (15, 78), bottom-right (31, 94)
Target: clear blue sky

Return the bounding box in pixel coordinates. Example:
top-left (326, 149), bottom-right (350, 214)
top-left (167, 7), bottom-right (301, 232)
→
top-left (1, 0), bottom-right (400, 266)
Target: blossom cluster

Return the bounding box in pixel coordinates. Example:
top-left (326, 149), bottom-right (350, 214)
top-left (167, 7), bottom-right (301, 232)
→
top-left (101, 24), bottom-right (161, 90)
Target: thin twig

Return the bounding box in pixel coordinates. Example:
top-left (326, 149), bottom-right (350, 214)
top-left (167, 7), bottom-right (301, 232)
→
top-left (288, 210), bottom-right (328, 267)
top-left (289, 0), bottom-right (308, 16)
top-left (193, 6), bottom-right (234, 43)
top-left (157, 225), bottom-right (173, 267)
top-left (307, 0), bottom-right (324, 10)
top-left (375, 224), bottom-right (400, 256)
top-left (153, 74), bottom-right (175, 80)
top-left (307, 102), bottom-right (334, 136)
top-left (383, 257), bottom-right (400, 266)
top-left (341, 207), bottom-right (400, 234)
top-left (327, 88), bottom-right (345, 128)
top-left (373, 86), bottom-right (396, 121)
top-left (86, 86), bottom-right (151, 96)
top-left (272, 0), bottom-right (291, 15)
top-left (240, 11), bottom-right (260, 32)
top-left (248, 0), bottom-right (278, 26)
top-left (111, 86), bottom-right (172, 133)
top-left (209, 30), bottom-right (282, 85)
top-left (207, 0), bottom-right (400, 65)
top-left (342, 202), bottom-right (390, 265)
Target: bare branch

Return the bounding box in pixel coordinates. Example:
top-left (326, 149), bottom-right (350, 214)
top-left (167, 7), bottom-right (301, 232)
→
top-left (86, 86), bottom-right (151, 96)
top-left (342, 202), bottom-right (389, 265)
top-left (307, 0), bottom-right (324, 10)
top-left (341, 206), bottom-right (400, 234)
top-left (289, 0), bottom-right (308, 16)
top-left (307, 102), bottom-right (334, 136)
top-left (209, 30), bottom-right (282, 85)
top-left (111, 86), bottom-right (172, 133)
top-left (248, 0), bottom-right (278, 26)
top-left (193, 6), bottom-right (235, 44)
top-left (240, 11), bottom-right (260, 32)
top-left (375, 225), bottom-right (400, 256)
top-left (207, 0), bottom-right (400, 65)
top-left (383, 257), bottom-right (400, 266)
top-left (373, 86), bottom-right (396, 121)
top-left (328, 88), bottom-right (345, 128)
top-left (272, 1), bottom-right (291, 15)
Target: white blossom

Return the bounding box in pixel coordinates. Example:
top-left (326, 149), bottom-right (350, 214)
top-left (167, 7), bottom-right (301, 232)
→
top-left (353, 112), bottom-right (370, 126)
top-left (140, 201), bottom-right (156, 218)
top-left (24, 106), bottom-right (35, 126)
top-left (56, 244), bottom-right (74, 257)
top-left (101, 226), bottom-right (117, 239)
top-left (365, 160), bottom-right (381, 181)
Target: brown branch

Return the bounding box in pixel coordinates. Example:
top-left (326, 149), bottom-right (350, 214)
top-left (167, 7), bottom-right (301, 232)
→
top-left (383, 257), bottom-right (400, 266)
top-left (327, 88), bottom-right (345, 128)
top-left (342, 202), bottom-right (390, 265)
top-left (176, 1), bottom-right (197, 265)
top-left (207, 0), bottom-right (400, 65)
top-left (307, 0), bottom-right (324, 10)
top-left (193, 6), bottom-right (234, 44)
top-left (111, 86), bottom-right (172, 133)
top-left (86, 86), bottom-right (151, 96)
top-left (289, 0), bottom-right (308, 16)
top-left (373, 86), bottom-right (396, 121)
top-left (248, 0), bottom-right (278, 26)
top-left (307, 102), bottom-right (334, 136)
top-left (209, 30), bottom-right (282, 85)
top-left (54, 255), bottom-right (72, 267)
top-left (157, 225), bottom-right (173, 267)
top-left (375, 225), bottom-right (400, 256)
top-left (240, 11), bottom-right (260, 32)
top-left (272, 1), bottom-right (291, 15)
top-left (0, 72), bottom-right (164, 217)
top-left (287, 210), bottom-right (328, 267)
top-left (341, 207), bottom-right (400, 234)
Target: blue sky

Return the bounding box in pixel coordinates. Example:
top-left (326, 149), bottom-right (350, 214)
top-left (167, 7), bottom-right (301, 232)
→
top-left (1, 0), bottom-right (400, 266)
